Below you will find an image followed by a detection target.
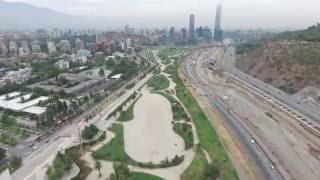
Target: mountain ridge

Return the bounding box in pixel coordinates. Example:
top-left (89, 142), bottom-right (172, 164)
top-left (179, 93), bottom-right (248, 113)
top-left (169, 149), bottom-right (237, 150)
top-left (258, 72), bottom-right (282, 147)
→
top-left (0, 0), bottom-right (114, 30)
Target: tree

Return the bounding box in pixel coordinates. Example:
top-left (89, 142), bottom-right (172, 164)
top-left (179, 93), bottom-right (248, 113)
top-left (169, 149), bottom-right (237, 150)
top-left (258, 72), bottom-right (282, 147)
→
top-left (82, 124), bottom-right (99, 139)
top-left (0, 148), bottom-right (6, 161)
top-left (95, 160), bottom-right (102, 177)
top-left (1, 113), bottom-right (16, 125)
top-left (204, 163), bottom-right (220, 180)
top-left (99, 68), bottom-right (105, 77)
top-left (9, 156), bottom-right (22, 171)
top-left (113, 161), bottom-right (130, 180)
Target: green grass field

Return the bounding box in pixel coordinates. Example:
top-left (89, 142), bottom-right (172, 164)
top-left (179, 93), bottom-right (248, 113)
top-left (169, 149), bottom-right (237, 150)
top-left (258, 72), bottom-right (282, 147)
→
top-left (118, 102), bottom-right (135, 122)
top-left (181, 149), bottom-right (208, 180)
top-left (129, 172), bottom-right (163, 180)
top-left (148, 74), bottom-right (170, 90)
top-left (165, 62), bottom-right (238, 180)
top-left (93, 124), bottom-right (127, 162)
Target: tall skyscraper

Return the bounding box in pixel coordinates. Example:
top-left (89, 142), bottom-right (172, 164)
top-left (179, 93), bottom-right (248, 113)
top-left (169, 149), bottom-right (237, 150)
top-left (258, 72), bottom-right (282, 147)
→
top-left (214, 4), bottom-right (223, 41)
top-left (189, 14), bottom-right (195, 40)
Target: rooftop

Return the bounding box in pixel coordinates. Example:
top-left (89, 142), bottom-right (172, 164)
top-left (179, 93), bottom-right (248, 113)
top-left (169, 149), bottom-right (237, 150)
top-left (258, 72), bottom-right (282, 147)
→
top-left (0, 92), bottom-right (49, 113)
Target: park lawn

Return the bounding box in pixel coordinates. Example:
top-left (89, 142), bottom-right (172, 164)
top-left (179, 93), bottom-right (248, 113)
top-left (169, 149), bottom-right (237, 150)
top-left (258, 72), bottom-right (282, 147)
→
top-left (0, 134), bottom-right (17, 146)
top-left (92, 124), bottom-right (128, 162)
top-left (165, 62), bottom-right (238, 180)
top-left (117, 99), bottom-right (137, 122)
top-left (117, 105), bottom-right (134, 122)
top-left (148, 74), bottom-right (170, 90)
top-left (155, 92), bottom-right (188, 121)
top-left (181, 149), bottom-right (208, 180)
top-left (129, 172), bottom-right (163, 180)
top-left (173, 123), bottom-right (193, 150)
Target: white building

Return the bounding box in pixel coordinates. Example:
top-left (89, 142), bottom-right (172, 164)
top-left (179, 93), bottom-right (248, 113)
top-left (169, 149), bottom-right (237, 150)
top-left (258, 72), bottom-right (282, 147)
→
top-left (9, 41), bottom-right (17, 56)
top-left (0, 92), bottom-right (49, 123)
top-left (21, 41), bottom-right (30, 54)
top-left (76, 56), bottom-right (88, 64)
top-left (47, 42), bottom-right (57, 54)
top-left (57, 40), bottom-right (71, 53)
top-left (54, 60), bottom-right (70, 70)
top-left (126, 38), bottom-right (132, 48)
top-left (120, 42), bottom-right (126, 51)
top-left (31, 40), bottom-right (41, 53)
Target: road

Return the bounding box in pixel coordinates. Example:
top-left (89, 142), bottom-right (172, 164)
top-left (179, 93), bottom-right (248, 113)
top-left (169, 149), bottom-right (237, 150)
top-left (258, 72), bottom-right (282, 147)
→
top-left (182, 49), bottom-right (282, 180)
top-left (224, 47), bottom-right (320, 126)
top-left (183, 46), bottom-right (320, 180)
top-left (11, 50), bottom-right (157, 180)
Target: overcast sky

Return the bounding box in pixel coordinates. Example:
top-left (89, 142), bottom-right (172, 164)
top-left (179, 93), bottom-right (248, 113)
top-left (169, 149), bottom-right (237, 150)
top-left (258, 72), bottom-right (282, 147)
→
top-left (5, 0), bottom-right (320, 30)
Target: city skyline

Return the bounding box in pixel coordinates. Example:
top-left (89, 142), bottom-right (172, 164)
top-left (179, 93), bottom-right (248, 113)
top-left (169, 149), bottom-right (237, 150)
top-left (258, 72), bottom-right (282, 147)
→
top-left (3, 0), bottom-right (320, 30)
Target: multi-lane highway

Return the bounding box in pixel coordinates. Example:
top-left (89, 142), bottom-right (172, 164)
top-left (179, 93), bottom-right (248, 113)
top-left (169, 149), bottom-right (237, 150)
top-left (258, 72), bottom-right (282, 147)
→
top-left (182, 45), bottom-right (320, 180)
top-left (182, 49), bottom-right (282, 180)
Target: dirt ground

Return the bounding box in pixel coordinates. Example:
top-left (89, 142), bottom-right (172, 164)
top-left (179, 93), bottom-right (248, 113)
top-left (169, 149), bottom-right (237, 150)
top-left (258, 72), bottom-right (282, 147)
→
top-left (81, 130), bottom-right (115, 180)
top-left (123, 92), bottom-right (185, 163)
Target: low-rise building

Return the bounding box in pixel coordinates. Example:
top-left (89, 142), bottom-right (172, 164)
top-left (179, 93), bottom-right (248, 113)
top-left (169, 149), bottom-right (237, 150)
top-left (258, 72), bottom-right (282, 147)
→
top-left (57, 40), bottom-right (71, 53)
top-left (31, 40), bottom-right (41, 53)
top-left (77, 49), bottom-right (91, 57)
top-left (76, 56), bottom-right (88, 64)
top-left (54, 60), bottom-right (69, 70)
top-left (0, 92), bottom-right (49, 122)
top-left (47, 42), bottom-right (57, 54)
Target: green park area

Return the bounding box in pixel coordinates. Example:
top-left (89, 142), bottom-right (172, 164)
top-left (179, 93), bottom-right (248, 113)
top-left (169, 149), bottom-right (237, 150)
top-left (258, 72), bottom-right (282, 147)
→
top-left (129, 172), bottom-right (163, 180)
top-left (165, 60), bottom-right (238, 180)
top-left (155, 92), bottom-right (188, 121)
top-left (148, 74), bottom-right (170, 91)
top-left (47, 152), bottom-right (73, 180)
top-left (173, 123), bottom-right (193, 150)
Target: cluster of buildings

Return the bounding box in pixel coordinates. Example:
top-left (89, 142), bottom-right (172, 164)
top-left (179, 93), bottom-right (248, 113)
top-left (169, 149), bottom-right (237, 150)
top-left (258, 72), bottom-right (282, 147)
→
top-left (28, 69), bottom-right (118, 96)
top-left (93, 32), bottom-right (144, 56)
top-left (148, 4), bottom-right (224, 45)
top-left (0, 68), bottom-right (32, 87)
top-left (187, 4), bottom-right (223, 43)
top-left (0, 40), bottom-right (43, 57)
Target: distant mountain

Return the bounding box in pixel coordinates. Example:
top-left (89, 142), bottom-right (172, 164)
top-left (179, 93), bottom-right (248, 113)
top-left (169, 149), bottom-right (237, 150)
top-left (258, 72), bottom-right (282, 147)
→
top-left (276, 23), bottom-right (320, 41)
top-left (0, 0), bottom-right (113, 30)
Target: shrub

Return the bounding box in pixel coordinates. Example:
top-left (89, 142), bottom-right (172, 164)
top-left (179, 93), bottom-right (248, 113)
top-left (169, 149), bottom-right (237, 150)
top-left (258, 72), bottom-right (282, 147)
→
top-left (47, 152), bottom-right (73, 180)
top-left (82, 124), bottom-right (99, 140)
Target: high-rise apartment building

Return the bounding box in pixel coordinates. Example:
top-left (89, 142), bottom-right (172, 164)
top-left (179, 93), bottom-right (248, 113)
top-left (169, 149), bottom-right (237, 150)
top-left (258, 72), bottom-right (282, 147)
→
top-left (214, 4), bottom-right (223, 41)
top-left (189, 14), bottom-right (195, 40)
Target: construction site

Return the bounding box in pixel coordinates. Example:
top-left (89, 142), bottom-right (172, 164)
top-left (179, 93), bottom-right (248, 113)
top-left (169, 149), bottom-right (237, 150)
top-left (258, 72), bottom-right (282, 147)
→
top-left (182, 47), bottom-right (320, 180)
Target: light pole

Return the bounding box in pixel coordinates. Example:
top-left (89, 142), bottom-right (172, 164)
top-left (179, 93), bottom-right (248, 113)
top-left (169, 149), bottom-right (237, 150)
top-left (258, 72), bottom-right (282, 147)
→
top-left (77, 126), bottom-right (83, 155)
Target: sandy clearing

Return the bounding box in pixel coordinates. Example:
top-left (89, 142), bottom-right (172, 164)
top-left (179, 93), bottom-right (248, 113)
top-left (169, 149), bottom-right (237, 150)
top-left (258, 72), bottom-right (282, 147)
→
top-left (81, 130), bottom-right (115, 180)
top-left (82, 152), bottom-right (114, 180)
top-left (123, 92), bottom-right (185, 163)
